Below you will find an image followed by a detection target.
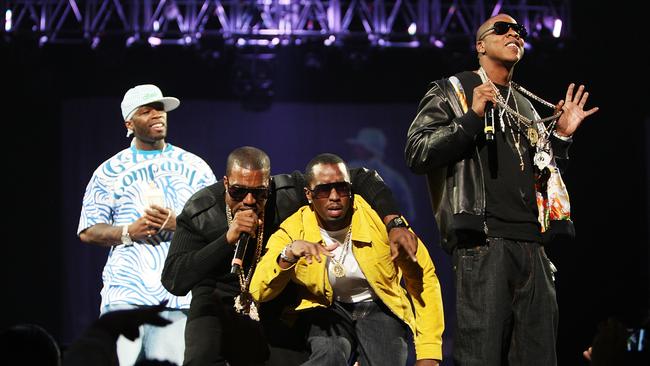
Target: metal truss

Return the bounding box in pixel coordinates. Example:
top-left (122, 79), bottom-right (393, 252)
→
top-left (3, 1), bottom-right (571, 48)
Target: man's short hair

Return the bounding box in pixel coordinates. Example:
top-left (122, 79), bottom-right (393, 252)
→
top-left (304, 153), bottom-right (348, 185)
top-left (226, 146), bottom-right (271, 176)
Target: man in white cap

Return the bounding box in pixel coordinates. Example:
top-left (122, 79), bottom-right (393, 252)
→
top-left (78, 84), bottom-right (216, 365)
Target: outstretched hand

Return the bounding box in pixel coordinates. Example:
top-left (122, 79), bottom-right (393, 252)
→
top-left (286, 240), bottom-right (333, 265)
top-left (94, 301), bottom-right (171, 341)
top-left (389, 227), bottom-right (418, 262)
top-left (555, 83), bottom-right (599, 137)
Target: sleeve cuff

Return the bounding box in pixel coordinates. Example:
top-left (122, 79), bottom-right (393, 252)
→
top-left (550, 131), bottom-right (573, 159)
top-left (552, 130), bottom-right (573, 141)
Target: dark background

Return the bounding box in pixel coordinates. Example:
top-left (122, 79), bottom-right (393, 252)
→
top-left (2, 2), bottom-right (648, 365)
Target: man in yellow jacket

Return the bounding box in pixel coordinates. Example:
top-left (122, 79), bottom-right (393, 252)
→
top-left (250, 153), bottom-right (444, 366)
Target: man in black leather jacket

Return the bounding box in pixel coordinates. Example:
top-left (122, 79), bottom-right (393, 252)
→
top-left (162, 146), bottom-right (417, 366)
top-left (405, 13), bottom-right (598, 366)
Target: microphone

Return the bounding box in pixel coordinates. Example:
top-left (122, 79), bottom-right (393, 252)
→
top-left (484, 102), bottom-right (495, 141)
top-left (230, 232), bottom-right (250, 274)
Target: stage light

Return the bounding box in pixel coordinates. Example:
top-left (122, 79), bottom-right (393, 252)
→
top-left (126, 36), bottom-right (137, 47)
top-left (91, 36), bottom-right (100, 49)
top-left (5, 9), bottom-right (11, 32)
top-left (324, 35), bottom-right (335, 46)
top-left (552, 19), bottom-right (562, 38)
top-left (148, 36), bottom-right (161, 46)
top-left (408, 22), bottom-right (417, 36)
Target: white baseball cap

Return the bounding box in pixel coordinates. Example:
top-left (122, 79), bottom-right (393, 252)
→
top-left (120, 84), bottom-right (180, 121)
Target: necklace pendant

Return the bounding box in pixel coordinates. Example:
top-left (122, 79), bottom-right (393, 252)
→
top-left (534, 151), bottom-right (552, 170)
top-left (234, 291), bottom-right (252, 313)
top-left (527, 127), bottom-right (539, 146)
top-left (234, 292), bottom-right (260, 321)
top-left (248, 300), bottom-right (259, 321)
top-left (332, 262), bottom-right (346, 278)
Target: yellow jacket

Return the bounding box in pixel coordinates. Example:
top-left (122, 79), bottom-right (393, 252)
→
top-left (250, 195), bottom-right (444, 361)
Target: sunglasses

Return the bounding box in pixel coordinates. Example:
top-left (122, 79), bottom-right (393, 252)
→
top-left (308, 182), bottom-right (352, 200)
top-left (478, 21), bottom-right (527, 40)
top-left (227, 185), bottom-right (269, 202)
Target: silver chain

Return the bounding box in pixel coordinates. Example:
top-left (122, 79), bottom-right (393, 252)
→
top-left (478, 67), bottom-right (563, 127)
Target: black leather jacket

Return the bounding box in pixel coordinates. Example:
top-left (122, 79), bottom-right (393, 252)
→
top-left (405, 76), bottom-right (573, 253)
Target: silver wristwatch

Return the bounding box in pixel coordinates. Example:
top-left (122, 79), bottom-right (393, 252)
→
top-left (280, 244), bottom-right (298, 264)
top-left (121, 225), bottom-right (133, 246)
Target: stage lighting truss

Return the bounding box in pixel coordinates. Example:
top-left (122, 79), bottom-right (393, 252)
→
top-left (3, 0), bottom-right (570, 48)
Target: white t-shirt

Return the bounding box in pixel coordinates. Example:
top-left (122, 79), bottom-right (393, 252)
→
top-left (321, 226), bottom-right (376, 303)
top-left (78, 143), bottom-right (216, 310)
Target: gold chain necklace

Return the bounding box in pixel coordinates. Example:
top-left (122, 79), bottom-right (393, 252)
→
top-left (329, 226), bottom-right (352, 278)
top-left (225, 205), bottom-right (264, 321)
top-left (477, 67), bottom-right (566, 171)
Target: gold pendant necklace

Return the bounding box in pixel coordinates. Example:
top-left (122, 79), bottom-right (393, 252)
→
top-left (332, 262), bottom-right (346, 278)
top-left (527, 127), bottom-right (539, 146)
top-left (226, 205), bottom-right (264, 321)
top-left (328, 227), bottom-right (352, 278)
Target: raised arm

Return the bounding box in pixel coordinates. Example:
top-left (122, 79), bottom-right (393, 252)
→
top-left (349, 167), bottom-right (421, 262)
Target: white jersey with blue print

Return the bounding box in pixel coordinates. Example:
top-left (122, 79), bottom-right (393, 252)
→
top-left (78, 143), bottom-right (216, 310)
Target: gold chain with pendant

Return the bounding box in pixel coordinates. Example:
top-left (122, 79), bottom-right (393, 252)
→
top-left (329, 226), bottom-right (352, 278)
top-left (226, 205), bottom-right (264, 321)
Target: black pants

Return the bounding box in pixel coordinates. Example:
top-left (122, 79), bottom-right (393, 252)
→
top-left (452, 238), bottom-right (559, 366)
top-left (183, 296), bottom-right (269, 366)
top-left (183, 294), bottom-right (308, 366)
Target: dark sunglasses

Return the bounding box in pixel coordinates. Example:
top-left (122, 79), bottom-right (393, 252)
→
top-left (308, 182), bottom-right (352, 200)
top-left (478, 21), bottom-right (527, 40)
top-left (227, 185), bottom-right (269, 202)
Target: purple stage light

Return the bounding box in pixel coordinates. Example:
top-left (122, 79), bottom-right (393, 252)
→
top-left (148, 36), bottom-right (161, 46)
top-left (5, 9), bottom-right (11, 32)
top-left (323, 35), bottom-right (335, 46)
top-left (126, 36), bottom-right (137, 47)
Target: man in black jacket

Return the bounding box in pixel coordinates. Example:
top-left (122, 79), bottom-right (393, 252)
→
top-left (162, 146), bottom-right (417, 366)
top-left (405, 13), bottom-right (598, 366)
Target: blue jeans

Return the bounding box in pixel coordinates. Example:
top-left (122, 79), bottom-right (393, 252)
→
top-left (302, 300), bottom-right (408, 366)
top-left (452, 238), bottom-right (558, 366)
top-left (101, 304), bottom-right (188, 365)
